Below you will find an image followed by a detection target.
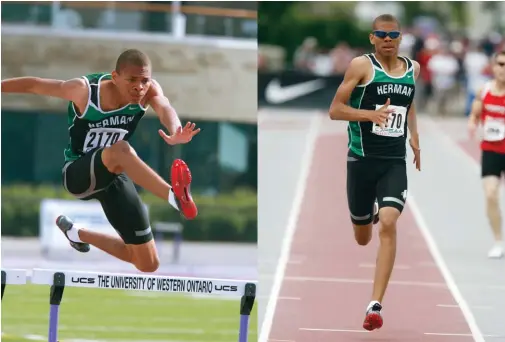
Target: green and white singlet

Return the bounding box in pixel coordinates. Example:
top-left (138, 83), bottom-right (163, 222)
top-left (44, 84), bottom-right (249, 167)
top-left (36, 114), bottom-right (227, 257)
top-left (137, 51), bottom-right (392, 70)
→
top-left (347, 53), bottom-right (416, 159)
top-left (63, 73), bottom-right (147, 162)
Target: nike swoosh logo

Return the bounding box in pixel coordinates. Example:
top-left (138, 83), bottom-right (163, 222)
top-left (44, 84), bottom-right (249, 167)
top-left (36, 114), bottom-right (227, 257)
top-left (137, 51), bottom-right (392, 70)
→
top-left (265, 78), bottom-right (326, 104)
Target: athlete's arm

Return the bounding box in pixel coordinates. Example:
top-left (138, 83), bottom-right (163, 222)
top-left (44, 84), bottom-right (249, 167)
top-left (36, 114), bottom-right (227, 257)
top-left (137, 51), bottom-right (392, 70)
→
top-left (407, 102), bottom-right (419, 145)
top-left (147, 80), bottom-right (200, 145)
top-left (147, 80), bottom-right (182, 135)
top-left (407, 61), bottom-right (421, 139)
top-left (468, 86), bottom-right (484, 126)
top-left (329, 57), bottom-right (372, 121)
top-left (1, 77), bottom-right (87, 104)
top-left (467, 86), bottom-right (484, 138)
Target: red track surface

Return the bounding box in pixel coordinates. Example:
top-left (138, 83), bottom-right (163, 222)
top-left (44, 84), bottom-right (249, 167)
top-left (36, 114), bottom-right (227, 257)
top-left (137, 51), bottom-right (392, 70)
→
top-left (458, 140), bottom-right (481, 163)
top-left (268, 134), bottom-right (475, 342)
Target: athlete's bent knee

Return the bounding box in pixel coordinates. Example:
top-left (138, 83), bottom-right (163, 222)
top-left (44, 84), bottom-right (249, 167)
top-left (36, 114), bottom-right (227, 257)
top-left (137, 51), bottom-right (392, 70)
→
top-left (102, 141), bottom-right (138, 173)
top-left (353, 223), bottom-right (373, 246)
top-left (128, 241), bottom-right (160, 273)
top-left (134, 256), bottom-right (160, 273)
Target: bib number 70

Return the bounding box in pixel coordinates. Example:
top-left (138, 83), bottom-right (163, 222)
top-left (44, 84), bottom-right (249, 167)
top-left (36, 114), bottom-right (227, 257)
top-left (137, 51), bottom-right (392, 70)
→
top-left (83, 128), bottom-right (128, 153)
top-left (372, 104), bottom-right (407, 137)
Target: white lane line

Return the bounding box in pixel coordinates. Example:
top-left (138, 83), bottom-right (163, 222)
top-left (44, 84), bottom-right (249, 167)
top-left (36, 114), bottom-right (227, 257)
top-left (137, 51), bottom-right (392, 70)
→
top-left (437, 304), bottom-right (493, 310)
top-left (283, 275), bottom-right (447, 288)
top-left (358, 263), bottom-right (411, 269)
top-left (424, 333), bottom-right (502, 338)
top-left (408, 194), bottom-right (486, 342)
top-left (299, 328), bottom-right (368, 333)
top-left (259, 114), bottom-right (321, 342)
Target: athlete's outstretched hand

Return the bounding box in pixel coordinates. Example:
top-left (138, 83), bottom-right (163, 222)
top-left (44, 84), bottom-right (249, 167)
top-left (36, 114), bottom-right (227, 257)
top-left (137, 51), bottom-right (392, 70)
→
top-left (159, 122), bottom-right (201, 145)
top-left (371, 98), bottom-right (395, 128)
top-left (409, 137), bottom-right (421, 171)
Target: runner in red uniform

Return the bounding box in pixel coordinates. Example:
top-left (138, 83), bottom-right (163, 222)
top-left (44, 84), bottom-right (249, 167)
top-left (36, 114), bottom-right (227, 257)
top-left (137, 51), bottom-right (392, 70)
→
top-left (468, 50), bottom-right (505, 259)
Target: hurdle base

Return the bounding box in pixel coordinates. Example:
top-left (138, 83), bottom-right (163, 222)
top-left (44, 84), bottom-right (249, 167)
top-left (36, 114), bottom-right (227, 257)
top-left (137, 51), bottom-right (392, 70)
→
top-left (49, 272), bottom-right (65, 305)
top-left (1, 270), bottom-right (6, 300)
top-left (238, 282), bottom-right (256, 342)
top-left (48, 272), bottom-right (66, 342)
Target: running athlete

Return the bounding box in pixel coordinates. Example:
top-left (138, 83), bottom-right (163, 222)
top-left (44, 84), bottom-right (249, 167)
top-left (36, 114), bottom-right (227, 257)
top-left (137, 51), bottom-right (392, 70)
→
top-left (468, 50), bottom-right (505, 259)
top-left (328, 14), bottom-right (421, 331)
top-left (1, 49), bottom-right (200, 273)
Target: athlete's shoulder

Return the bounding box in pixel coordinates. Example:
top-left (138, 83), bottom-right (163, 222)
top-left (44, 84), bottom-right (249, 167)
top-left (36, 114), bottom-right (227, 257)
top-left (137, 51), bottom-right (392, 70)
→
top-left (478, 80), bottom-right (494, 100)
top-left (82, 72), bottom-right (109, 84)
top-left (145, 78), bottom-right (166, 105)
top-left (345, 55), bottom-right (372, 78)
top-left (147, 78), bottom-right (163, 97)
top-left (410, 59), bottom-right (421, 80)
top-left (349, 55), bottom-right (372, 68)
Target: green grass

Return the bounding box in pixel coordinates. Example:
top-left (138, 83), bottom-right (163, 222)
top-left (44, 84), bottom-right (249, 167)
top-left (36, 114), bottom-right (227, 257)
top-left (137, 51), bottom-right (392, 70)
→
top-left (1, 284), bottom-right (257, 341)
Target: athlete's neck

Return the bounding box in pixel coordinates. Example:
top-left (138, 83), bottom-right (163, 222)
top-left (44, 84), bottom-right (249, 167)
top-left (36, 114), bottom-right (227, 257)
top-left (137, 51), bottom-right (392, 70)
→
top-left (374, 53), bottom-right (400, 72)
top-left (494, 79), bottom-right (505, 93)
top-left (102, 81), bottom-right (131, 109)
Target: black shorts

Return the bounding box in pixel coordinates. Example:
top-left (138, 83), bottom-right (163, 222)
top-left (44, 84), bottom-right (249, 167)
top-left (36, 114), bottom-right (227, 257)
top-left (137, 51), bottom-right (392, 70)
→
top-left (62, 147), bottom-right (153, 245)
top-left (347, 154), bottom-right (408, 225)
top-left (481, 150), bottom-right (505, 178)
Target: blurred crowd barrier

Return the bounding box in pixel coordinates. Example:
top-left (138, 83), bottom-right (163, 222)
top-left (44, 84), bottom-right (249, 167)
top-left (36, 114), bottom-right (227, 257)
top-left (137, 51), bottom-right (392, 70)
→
top-left (2, 30), bottom-right (256, 124)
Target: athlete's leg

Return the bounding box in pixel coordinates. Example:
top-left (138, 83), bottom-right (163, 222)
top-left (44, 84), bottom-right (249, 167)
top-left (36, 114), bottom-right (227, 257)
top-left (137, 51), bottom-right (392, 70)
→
top-left (483, 176), bottom-right (502, 242)
top-left (363, 159), bottom-right (407, 331)
top-left (60, 147), bottom-right (189, 266)
top-left (371, 206), bottom-right (401, 303)
top-left (101, 141), bottom-right (169, 201)
top-left (96, 174), bottom-right (158, 272)
top-left (481, 150), bottom-right (504, 258)
top-left (347, 156), bottom-right (377, 246)
top-left (60, 174), bottom-right (159, 272)
top-left (102, 141), bottom-right (197, 219)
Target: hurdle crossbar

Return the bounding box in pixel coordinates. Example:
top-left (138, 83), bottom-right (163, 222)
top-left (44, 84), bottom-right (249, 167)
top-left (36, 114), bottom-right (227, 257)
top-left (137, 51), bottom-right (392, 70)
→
top-left (1, 268), bottom-right (257, 342)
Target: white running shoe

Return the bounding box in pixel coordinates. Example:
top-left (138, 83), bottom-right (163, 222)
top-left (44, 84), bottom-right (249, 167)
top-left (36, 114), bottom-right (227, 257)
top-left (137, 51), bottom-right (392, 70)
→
top-left (487, 243), bottom-right (504, 259)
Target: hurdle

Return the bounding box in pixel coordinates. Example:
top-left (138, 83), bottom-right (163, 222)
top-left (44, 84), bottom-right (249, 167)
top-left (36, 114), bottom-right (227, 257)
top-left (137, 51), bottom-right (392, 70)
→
top-left (153, 221), bottom-right (184, 263)
top-left (1, 268), bottom-right (257, 342)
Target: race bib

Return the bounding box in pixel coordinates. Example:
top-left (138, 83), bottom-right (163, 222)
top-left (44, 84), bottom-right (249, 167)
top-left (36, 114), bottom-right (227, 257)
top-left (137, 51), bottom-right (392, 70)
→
top-left (83, 128), bottom-right (128, 153)
top-left (483, 117), bottom-right (505, 142)
top-left (372, 104), bottom-right (407, 138)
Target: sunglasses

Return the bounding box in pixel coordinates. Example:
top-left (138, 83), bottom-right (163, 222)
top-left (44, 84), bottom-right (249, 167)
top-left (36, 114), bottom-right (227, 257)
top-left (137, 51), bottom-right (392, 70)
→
top-left (373, 30), bottom-right (401, 39)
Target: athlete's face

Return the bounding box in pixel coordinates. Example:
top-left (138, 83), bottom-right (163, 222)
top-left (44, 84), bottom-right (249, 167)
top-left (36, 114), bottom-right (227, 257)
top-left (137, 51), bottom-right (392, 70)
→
top-left (370, 21), bottom-right (402, 57)
top-left (493, 54), bottom-right (505, 83)
top-left (112, 64), bottom-right (152, 103)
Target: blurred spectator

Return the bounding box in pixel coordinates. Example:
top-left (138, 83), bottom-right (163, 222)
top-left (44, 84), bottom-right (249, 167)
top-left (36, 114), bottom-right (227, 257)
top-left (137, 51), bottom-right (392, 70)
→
top-left (293, 37), bottom-right (319, 72)
top-left (399, 28), bottom-right (416, 58)
top-left (427, 44), bottom-right (459, 115)
top-left (463, 43), bottom-right (491, 116)
top-left (330, 42), bottom-right (356, 74)
top-left (258, 52), bottom-right (267, 71)
top-left (416, 36), bottom-right (439, 111)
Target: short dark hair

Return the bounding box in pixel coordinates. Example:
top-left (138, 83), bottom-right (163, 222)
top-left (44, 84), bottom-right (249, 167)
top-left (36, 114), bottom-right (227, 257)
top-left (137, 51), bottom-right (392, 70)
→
top-left (373, 14), bottom-right (401, 30)
top-left (494, 50), bottom-right (505, 61)
top-left (115, 49), bottom-right (151, 73)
